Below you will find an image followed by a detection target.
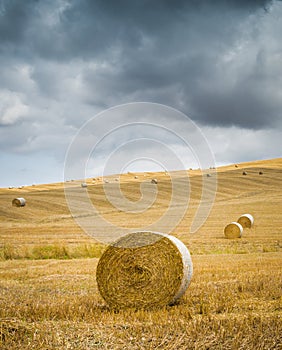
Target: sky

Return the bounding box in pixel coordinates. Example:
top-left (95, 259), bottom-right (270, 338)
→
top-left (0, 0), bottom-right (282, 187)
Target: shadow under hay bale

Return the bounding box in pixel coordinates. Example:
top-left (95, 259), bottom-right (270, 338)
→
top-left (237, 214), bottom-right (254, 229)
top-left (12, 197), bottom-right (26, 207)
top-left (96, 231), bottom-right (193, 309)
top-left (224, 222), bottom-right (243, 239)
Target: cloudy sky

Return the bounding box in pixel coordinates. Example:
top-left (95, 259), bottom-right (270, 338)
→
top-left (0, 0), bottom-right (282, 187)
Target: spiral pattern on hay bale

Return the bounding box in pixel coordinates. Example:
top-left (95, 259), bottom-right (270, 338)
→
top-left (96, 231), bottom-right (193, 309)
top-left (224, 222), bottom-right (243, 239)
top-left (237, 214), bottom-right (254, 229)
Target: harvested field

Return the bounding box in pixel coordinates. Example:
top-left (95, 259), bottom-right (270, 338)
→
top-left (0, 158), bottom-right (281, 349)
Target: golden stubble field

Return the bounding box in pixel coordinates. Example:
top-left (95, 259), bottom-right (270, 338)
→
top-left (0, 158), bottom-right (281, 349)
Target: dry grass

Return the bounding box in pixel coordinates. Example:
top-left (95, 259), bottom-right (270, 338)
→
top-left (0, 158), bottom-right (282, 349)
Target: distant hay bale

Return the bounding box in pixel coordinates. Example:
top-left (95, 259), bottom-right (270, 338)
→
top-left (237, 214), bottom-right (254, 229)
top-left (207, 173), bottom-right (212, 177)
top-left (96, 231), bottom-right (193, 309)
top-left (134, 176), bottom-right (138, 179)
top-left (115, 178), bottom-right (119, 182)
top-left (12, 197), bottom-right (26, 207)
top-left (235, 164), bottom-right (238, 168)
top-left (151, 179), bottom-right (158, 184)
top-left (104, 179), bottom-right (109, 184)
top-left (81, 183), bottom-right (87, 188)
top-left (224, 222), bottom-right (243, 239)
top-left (259, 171), bottom-right (263, 175)
top-left (242, 171), bottom-right (247, 175)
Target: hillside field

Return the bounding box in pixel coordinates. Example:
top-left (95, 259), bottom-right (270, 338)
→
top-left (0, 158), bottom-right (281, 349)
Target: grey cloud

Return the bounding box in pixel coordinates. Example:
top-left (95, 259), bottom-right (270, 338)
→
top-left (0, 0), bottom-right (34, 44)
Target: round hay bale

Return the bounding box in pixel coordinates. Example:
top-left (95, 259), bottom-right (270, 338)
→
top-left (151, 179), bottom-right (158, 184)
top-left (224, 222), bottom-right (243, 239)
top-left (81, 183), bottom-right (87, 188)
top-left (259, 171), bottom-right (263, 175)
top-left (134, 175), bottom-right (138, 179)
top-left (206, 173), bottom-right (212, 177)
top-left (242, 171), bottom-right (247, 175)
top-left (235, 164), bottom-right (238, 168)
top-left (237, 214), bottom-right (254, 229)
top-left (12, 197), bottom-right (26, 207)
top-left (96, 231), bottom-right (193, 309)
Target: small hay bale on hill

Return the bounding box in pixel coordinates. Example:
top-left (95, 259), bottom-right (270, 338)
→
top-left (12, 197), bottom-right (26, 207)
top-left (151, 179), bottom-right (158, 184)
top-left (81, 183), bottom-right (87, 188)
top-left (237, 214), bottom-right (254, 229)
top-left (235, 164), bottom-right (238, 168)
top-left (96, 231), bottom-right (193, 309)
top-left (259, 171), bottom-right (263, 175)
top-left (224, 222), bottom-right (243, 239)
top-left (242, 171), bottom-right (247, 175)
top-left (206, 173), bottom-right (212, 177)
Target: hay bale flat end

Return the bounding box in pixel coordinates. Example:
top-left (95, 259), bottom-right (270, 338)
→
top-left (224, 222), bottom-right (243, 239)
top-left (237, 214), bottom-right (254, 229)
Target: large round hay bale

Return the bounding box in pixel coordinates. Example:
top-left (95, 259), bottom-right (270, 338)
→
top-left (224, 222), bottom-right (243, 239)
top-left (237, 214), bottom-right (254, 229)
top-left (12, 197), bottom-right (26, 207)
top-left (151, 179), bottom-right (158, 184)
top-left (96, 231), bottom-right (193, 309)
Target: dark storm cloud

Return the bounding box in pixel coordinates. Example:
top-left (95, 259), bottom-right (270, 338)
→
top-left (0, 0), bottom-right (281, 128)
top-left (67, 0), bottom-right (281, 129)
top-left (0, 0), bottom-right (34, 44)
